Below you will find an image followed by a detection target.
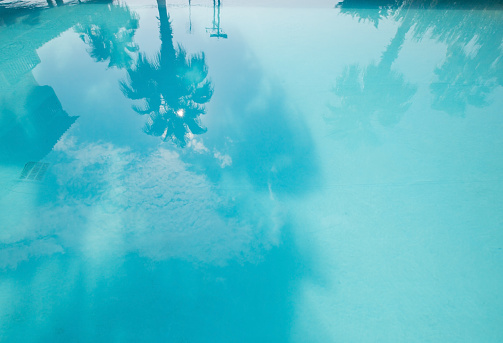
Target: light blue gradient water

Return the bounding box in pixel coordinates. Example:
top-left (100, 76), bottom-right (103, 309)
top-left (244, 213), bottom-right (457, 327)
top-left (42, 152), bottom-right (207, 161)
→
top-left (1, 0), bottom-right (503, 341)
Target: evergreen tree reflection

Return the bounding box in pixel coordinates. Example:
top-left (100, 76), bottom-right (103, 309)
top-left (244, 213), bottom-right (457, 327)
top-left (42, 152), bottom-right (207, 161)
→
top-left (121, 0), bottom-right (212, 147)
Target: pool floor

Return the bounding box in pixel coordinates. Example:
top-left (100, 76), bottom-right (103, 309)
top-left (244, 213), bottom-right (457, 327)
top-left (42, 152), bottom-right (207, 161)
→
top-left (1, 0), bottom-right (503, 341)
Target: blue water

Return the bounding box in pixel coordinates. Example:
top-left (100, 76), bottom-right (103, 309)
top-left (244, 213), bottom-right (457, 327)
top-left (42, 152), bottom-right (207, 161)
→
top-left (1, 0), bottom-right (503, 341)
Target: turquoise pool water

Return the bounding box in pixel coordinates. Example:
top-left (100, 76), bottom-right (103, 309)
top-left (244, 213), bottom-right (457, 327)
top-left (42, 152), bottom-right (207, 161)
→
top-left (1, 0), bottom-right (503, 341)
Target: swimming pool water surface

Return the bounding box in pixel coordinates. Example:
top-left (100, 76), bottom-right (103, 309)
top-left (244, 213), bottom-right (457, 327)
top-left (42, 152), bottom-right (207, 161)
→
top-left (1, 0), bottom-right (503, 341)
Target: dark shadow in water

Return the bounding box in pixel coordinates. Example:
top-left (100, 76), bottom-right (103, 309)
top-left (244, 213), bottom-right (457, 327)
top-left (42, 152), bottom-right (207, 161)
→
top-left (121, 0), bottom-right (212, 148)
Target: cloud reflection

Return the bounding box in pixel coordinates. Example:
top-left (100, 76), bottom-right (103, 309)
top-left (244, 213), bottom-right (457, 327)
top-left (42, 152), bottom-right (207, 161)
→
top-left (0, 135), bottom-right (283, 269)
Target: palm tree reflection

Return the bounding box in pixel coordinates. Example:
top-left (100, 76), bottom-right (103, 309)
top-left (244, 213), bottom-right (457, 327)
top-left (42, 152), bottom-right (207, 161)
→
top-left (335, 0), bottom-right (503, 118)
top-left (328, 10), bottom-right (416, 143)
top-left (419, 9), bottom-right (503, 116)
top-left (121, 0), bottom-right (212, 147)
top-left (74, 3), bottom-right (139, 69)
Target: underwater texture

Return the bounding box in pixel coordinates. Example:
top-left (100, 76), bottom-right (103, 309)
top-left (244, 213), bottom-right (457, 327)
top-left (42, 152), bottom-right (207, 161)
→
top-left (1, 0), bottom-right (503, 341)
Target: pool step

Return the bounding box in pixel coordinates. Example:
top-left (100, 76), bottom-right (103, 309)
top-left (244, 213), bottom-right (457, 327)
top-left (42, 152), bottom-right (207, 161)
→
top-left (19, 162), bottom-right (50, 181)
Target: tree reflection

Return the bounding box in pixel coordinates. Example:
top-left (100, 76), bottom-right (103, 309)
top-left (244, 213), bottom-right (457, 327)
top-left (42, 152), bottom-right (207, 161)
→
top-left (328, 9), bottom-right (416, 143)
top-left (74, 3), bottom-right (139, 69)
top-left (336, 0), bottom-right (403, 27)
top-left (335, 0), bottom-right (503, 117)
top-left (121, 0), bottom-right (212, 147)
top-left (414, 8), bottom-right (503, 116)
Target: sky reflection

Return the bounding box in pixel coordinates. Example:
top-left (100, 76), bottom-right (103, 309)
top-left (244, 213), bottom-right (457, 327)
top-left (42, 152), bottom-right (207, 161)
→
top-left (1, 1), bottom-right (503, 342)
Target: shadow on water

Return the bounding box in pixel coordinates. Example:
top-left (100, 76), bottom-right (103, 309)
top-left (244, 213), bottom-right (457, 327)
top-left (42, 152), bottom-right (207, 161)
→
top-left (329, 0), bottom-right (503, 138)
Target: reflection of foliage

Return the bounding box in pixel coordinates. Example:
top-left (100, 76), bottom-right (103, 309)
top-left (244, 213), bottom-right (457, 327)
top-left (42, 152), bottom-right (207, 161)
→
top-left (121, 6), bottom-right (212, 147)
top-left (430, 44), bottom-right (496, 115)
top-left (336, 0), bottom-right (404, 27)
top-left (336, 0), bottom-right (503, 116)
top-left (328, 12), bottom-right (416, 143)
top-left (75, 4), bottom-right (139, 69)
top-left (328, 63), bottom-right (416, 142)
top-left (418, 10), bottom-right (503, 116)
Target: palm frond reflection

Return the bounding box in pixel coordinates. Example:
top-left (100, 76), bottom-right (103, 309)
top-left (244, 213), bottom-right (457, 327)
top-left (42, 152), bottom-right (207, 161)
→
top-left (121, 2), bottom-right (212, 147)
